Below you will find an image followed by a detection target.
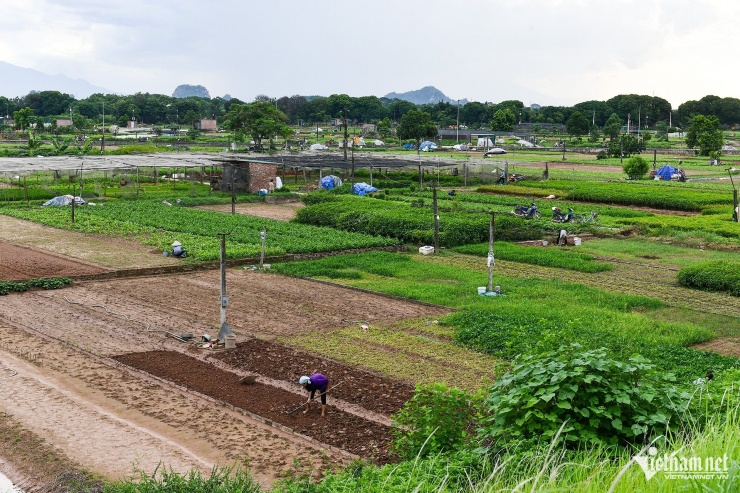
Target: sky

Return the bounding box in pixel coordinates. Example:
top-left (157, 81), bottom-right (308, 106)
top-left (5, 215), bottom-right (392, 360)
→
top-left (0, 0), bottom-right (736, 108)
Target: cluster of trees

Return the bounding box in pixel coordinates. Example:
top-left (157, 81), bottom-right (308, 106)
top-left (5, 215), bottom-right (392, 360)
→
top-left (3, 90), bottom-right (737, 132)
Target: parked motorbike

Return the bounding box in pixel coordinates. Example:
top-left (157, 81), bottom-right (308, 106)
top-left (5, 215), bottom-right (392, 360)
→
top-left (514, 203), bottom-right (542, 219)
top-left (552, 207), bottom-right (574, 223)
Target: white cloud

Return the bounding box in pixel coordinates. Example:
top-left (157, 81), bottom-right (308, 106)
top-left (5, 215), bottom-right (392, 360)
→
top-left (0, 0), bottom-right (737, 106)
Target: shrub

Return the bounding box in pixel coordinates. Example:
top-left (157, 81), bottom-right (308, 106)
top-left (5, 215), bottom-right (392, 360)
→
top-left (480, 344), bottom-right (690, 448)
top-left (391, 382), bottom-right (484, 460)
top-left (596, 150), bottom-right (608, 160)
top-left (678, 260), bottom-right (740, 296)
top-left (622, 156), bottom-right (649, 179)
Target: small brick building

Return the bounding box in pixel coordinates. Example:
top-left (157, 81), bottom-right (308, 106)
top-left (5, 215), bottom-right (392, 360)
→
top-left (218, 161), bottom-right (276, 193)
top-left (197, 119), bottom-right (217, 132)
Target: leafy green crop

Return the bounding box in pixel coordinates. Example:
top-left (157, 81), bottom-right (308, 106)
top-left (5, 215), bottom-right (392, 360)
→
top-left (480, 344), bottom-right (690, 447)
top-left (0, 201), bottom-right (399, 261)
top-left (295, 195), bottom-right (545, 246)
top-left (480, 180), bottom-right (731, 211)
top-left (678, 260), bottom-right (740, 296)
top-left (0, 277), bottom-right (72, 295)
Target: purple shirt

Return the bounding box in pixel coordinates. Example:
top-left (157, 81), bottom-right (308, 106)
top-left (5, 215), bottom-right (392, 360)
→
top-left (306, 373), bottom-right (328, 393)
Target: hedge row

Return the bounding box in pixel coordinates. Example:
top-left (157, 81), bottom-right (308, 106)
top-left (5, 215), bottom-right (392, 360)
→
top-left (678, 261), bottom-right (740, 296)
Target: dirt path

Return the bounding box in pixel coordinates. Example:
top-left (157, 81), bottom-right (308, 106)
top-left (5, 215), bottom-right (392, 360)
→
top-left (197, 202), bottom-right (304, 222)
top-left (0, 215), bottom-right (178, 270)
top-left (0, 322), bottom-right (341, 488)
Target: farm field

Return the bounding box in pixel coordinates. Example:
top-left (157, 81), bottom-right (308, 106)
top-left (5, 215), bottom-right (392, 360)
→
top-left (0, 157), bottom-right (739, 492)
top-left (0, 237), bottom-right (449, 489)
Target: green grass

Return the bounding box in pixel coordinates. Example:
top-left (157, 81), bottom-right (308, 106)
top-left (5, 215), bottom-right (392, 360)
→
top-left (283, 323), bottom-right (502, 391)
top-left (454, 241), bottom-right (613, 273)
top-left (574, 237), bottom-right (740, 268)
top-left (271, 250), bottom-right (739, 381)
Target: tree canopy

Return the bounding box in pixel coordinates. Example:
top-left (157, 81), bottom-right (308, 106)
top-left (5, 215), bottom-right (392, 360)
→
top-left (685, 114), bottom-right (723, 156)
top-left (396, 109), bottom-right (437, 144)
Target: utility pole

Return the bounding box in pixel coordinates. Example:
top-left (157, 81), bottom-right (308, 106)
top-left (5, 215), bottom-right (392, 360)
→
top-left (343, 108), bottom-right (348, 162)
top-left (432, 185), bottom-right (439, 253)
top-left (259, 226), bottom-right (267, 268)
top-left (230, 165), bottom-right (236, 214)
top-left (487, 212), bottom-right (495, 292)
top-left (100, 100), bottom-right (105, 154)
top-left (217, 232), bottom-right (230, 326)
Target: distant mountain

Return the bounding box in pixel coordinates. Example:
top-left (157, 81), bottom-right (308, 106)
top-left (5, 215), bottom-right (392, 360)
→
top-left (0, 61), bottom-right (108, 99)
top-left (383, 86), bottom-right (468, 105)
top-left (172, 84), bottom-right (210, 99)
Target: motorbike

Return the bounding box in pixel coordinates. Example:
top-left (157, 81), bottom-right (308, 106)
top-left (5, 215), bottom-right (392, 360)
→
top-left (552, 207), bottom-right (574, 223)
top-left (514, 204), bottom-right (541, 219)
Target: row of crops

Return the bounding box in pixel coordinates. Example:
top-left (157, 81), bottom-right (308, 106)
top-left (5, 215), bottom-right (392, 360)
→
top-left (480, 180), bottom-right (734, 211)
top-left (0, 201), bottom-right (399, 261)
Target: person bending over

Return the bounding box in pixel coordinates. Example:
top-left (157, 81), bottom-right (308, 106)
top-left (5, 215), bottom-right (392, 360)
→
top-left (299, 373), bottom-right (329, 417)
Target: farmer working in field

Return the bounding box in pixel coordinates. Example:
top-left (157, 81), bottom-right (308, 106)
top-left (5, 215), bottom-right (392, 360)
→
top-left (299, 373), bottom-right (329, 417)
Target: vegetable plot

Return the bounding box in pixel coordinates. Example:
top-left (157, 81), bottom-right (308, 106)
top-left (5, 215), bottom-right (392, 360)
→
top-left (0, 201), bottom-right (399, 260)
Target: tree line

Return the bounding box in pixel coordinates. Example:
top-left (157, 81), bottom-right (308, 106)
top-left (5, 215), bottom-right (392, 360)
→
top-left (3, 90), bottom-right (740, 131)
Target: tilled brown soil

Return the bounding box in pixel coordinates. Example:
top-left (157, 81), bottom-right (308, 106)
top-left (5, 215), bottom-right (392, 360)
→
top-left (0, 241), bottom-right (109, 280)
top-left (115, 350), bottom-right (394, 463)
top-left (211, 339), bottom-right (414, 416)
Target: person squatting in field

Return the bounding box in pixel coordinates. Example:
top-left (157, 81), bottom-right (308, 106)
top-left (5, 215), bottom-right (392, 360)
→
top-left (299, 373), bottom-right (329, 417)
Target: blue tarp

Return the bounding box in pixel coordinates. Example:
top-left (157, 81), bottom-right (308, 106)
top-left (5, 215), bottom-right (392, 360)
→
top-left (419, 141), bottom-right (437, 152)
top-left (656, 165), bottom-right (678, 180)
top-left (41, 195), bottom-right (86, 207)
top-left (352, 182), bottom-right (378, 196)
top-left (319, 175), bottom-right (342, 190)
top-left (402, 143), bottom-right (416, 150)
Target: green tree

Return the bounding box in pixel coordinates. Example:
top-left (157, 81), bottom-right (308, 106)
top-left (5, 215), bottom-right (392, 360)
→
top-left (490, 108), bottom-right (516, 131)
top-left (396, 109), bottom-right (437, 145)
top-left (623, 155), bottom-right (650, 179)
top-left (244, 102), bottom-right (292, 150)
top-left (13, 107), bottom-right (35, 131)
top-left (603, 113), bottom-right (622, 140)
top-left (654, 121), bottom-right (669, 141)
top-left (607, 134), bottom-right (644, 158)
top-left (566, 111), bottom-right (590, 138)
top-left (685, 114), bottom-right (723, 156)
top-left (377, 117), bottom-right (392, 139)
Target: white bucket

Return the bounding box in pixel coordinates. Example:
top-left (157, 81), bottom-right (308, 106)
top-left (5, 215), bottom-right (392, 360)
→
top-left (477, 287), bottom-right (486, 295)
top-left (225, 335), bottom-right (236, 349)
top-left (573, 237), bottom-right (582, 246)
top-left (418, 246), bottom-right (434, 255)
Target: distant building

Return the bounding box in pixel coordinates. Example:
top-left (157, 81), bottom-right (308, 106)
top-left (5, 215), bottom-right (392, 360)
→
top-left (55, 118), bottom-right (72, 127)
top-left (360, 123), bottom-right (376, 135)
top-left (197, 119), bottom-right (217, 132)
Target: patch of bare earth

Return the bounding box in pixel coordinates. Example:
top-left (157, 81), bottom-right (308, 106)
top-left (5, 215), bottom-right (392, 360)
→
top-left (693, 338), bottom-right (740, 358)
top-left (0, 260), bottom-right (447, 488)
top-left (197, 202), bottom-right (304, 222)
top-left (0, 241), bottom-right (110, 280)
top-left (0, 215), bottom-right (179, 270)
